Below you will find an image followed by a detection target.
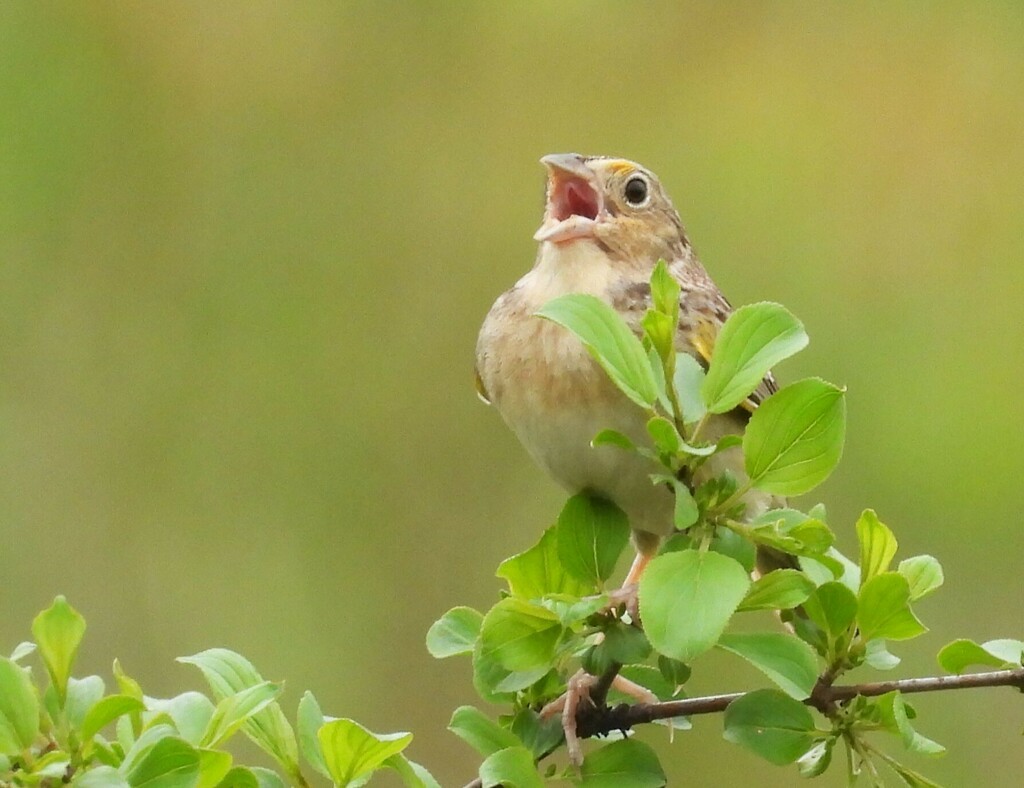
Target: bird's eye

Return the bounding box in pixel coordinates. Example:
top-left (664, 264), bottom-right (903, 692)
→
top-left (623, 176), bottom-right (649, 207)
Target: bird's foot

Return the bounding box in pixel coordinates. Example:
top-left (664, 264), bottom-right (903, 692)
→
top-left (540, 670), bottom-right (659, 767)
top-left (605, 582), bottom-right (640, 622)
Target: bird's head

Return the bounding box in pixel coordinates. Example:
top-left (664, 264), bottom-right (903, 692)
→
top-left (533, 153), bottom-right (689, 267)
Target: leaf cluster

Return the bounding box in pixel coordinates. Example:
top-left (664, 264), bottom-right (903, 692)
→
top-left (0, 597), bottom-right (438, 787)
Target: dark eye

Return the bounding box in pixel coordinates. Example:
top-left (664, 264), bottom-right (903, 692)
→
top-left (624, 176), bottom-right (649, 206)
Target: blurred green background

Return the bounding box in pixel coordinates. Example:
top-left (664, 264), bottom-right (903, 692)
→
top-left (2, 2), bottom-right (1023, 784)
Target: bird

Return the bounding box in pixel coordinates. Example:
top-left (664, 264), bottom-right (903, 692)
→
top-left (475, 153), bottom-right (783, 590)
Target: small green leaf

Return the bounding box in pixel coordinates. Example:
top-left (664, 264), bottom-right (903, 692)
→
top-left (649, 259), bottom-right (680, 321)
top-left (509, 709), bottom-right (564, 760)
top-left (448, 706), bottom-right (521, 757)
top-left (197, 748), bottom-right (232, 788)
top-left (479, 598), bottom-right (562, 672)
top-left (426, 607), bottom-right (483, 659)
top-left (876, 692), bottom-right (945, 756)
top-left (642, 310), bottom-right (675, 366)
top-left (177, 649), bottom-right (298, 774)
top-left (146, 692), bottom-right (215, 746)
top-left (646, 416), bottom-right (681, 455)
top-left (897, 555), bottom-right (944, 601)
top-left (718, 633), bottom-right (820, 699)
top-left (737, 569), bottom-right (815, 612)
top-left (856, 509), bottom-right (897, 585)
top-left (250, 767), bottom-right (287, 788)
top-left (318, 719), bottom-right (413, 787)
top-left (9, 642), bottom-right (35, 663)
top-left (673, 353), bottom-right (707, 424)
top-left (722, 689), bottom-right (816, 765)
top-left (743, 378), bottom-right (845, 495)
top-left (296, 691), bottom-right (331, 780)
top-left (536, 294), bottom-right (659, 408)
top-left (122, 735), bottom-right (201, 788)
top-left (555, 494), bottom-right (630, 587)
top-left (857, 573), bottom-right (927, 642)
top-left (65, 675), bottom-right (106, 730)
top-left (201, 682), bottom-right (283, 748)
top-left (478, 745), bottom-right (542, 788)
top-left (797, 739), bottom-right (834, 778)
top-left (591, 430), bottom-right (636, 451)
top-left (639, 549), bottom-right (750, 663)
top-left (802, 581), bottom-right (858, 639)
top-left (865, 639), bottom-right (902, 670)
top-left (579, 738), bottom-right (666, 786)
top-left (32, 595), bottom-right (86, 706)
top-left (81, 695), bottom-right (146, 743)
top-left (0, 656), bottom-right (40, 754)
top-left (383, 754), bottom-right (442, 788)
top-left (701, 302), bottom-right (808, 414)
top-left (657, 656), bottom-right (692, 687)
top-left (937, 638), bottom-right (1024, 673)
top-left (75, 766), bottom-right (131, 787)
top-left (497, 527), bottom-right (592, 599)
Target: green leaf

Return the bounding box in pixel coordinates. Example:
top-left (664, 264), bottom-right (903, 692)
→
top-left (657, 656), bottom-right (692, 687)
top-left (876, 692), bottom-right (945, 756)
top-left (122, 736), bottom-right (201, 788)
top-left (718, 633), bottom-right (820, 699)
top-left (710, 526), bottom-right (756, 573)
top-left (509, 709), bottom-right (564, 760)
top-left (201, 682), bottom-right (282, 748)
top-left (937, 638), bottom-right (1024, 673)
top-left (478, 745), bottom-right (541, 788)
top-left (497, 527), bottom-right (592, 599)
top-left (743, 378), bottom-right (845, 495)
top-left (384, 754), bottom-right (442, 788)
top-left (639, 549), bottom-right (750, 662)
top-left (642, 310), bottom-right (675, 366)
top-left (865, 639), bottom-right (902, 670)
top-left (672, 353), bottom-right (707, 424)
top-left (650, 475), bottom-right (700, 530)
top-left (591, 430), bottom-right (636, 451)
top-left (603, 622), bottom-right (651, 664)
top-left (646, 416), bottom-right (681, 455)
top-left (797, 739), bottom-right (834, 778)
top-left (75, 766), bottom-right (131, 787)
top-left (147, 692), bottom-right (215, 747)
top-left (555, 494), bottom-right (630, 587)
top-left (856, 509), bottom-right (897, 585)
top-left (737, 569), bottom-right (815, 612)
top-left (897, 555), bottom-right (944, 601)
top-left (65, 675), bottom-right (106, 730)
top-left (536, 293), bottom-right (659, 408)
top-left (426, 607), bottom-right (483, 659)
top-left (32, 595), bottom-right (86, 706)
top-left (250, 767), bottom-right (287, 788)
top-left (479, 598), bottom-right (562, 672)
top-left (9, 642), bottom-right (35, 663)
top-left (318, 719), bottom-right (412, 787)
top-left (177, 649), bottom-right (298, 774)
top-left (701, 302), bottom-right (808, 413)
top-left (722, 689), bottom-right (816, 765)
top-left (802, 581), bottom-right (858, 640)
top-left (448, 706), bottom-right (521, 757)
top-left (197, 748), bottom-right (233, 788)
top-left (579, 738), bottom-right (666, 786)
top-left (0, 656), bottom-right (40, 754)
top-left (649, 259), bottom-right (680, 321)
top-left (296, 691), bottom-right (331, 780)
top-left (857, 573), bottom-right (927, 642)
top-left (82, 695), bottom-right (146, 743)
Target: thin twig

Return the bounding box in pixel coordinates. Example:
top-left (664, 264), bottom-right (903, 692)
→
top-left (461, 667), bottom-right (1024, 787)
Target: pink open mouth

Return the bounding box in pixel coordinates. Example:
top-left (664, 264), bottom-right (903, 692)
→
top-left (550, 177), bottom-right (600, 222)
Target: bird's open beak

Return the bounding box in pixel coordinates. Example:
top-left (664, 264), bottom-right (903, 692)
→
top-left (534, 153), bottom-right (604, 244)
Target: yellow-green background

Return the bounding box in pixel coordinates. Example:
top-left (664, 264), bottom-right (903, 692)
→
top-left (3, 3), bottom-right (1023, 785)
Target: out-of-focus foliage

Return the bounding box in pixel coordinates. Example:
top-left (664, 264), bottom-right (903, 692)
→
top-left (2, 3), bottom-right (1024, 785)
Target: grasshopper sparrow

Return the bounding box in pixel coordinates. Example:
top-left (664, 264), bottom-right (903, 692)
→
top-left (476, 153), bottom-right (781, 586)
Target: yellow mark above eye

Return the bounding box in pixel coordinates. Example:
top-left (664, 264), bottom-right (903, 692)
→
top-left (605, 160), bottom-right (635, 175)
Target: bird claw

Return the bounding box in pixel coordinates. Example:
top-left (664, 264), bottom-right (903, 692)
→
top-left (540, 669), bottom-right (597, 768)
top-left (605, 582), bottom-right (640, 622)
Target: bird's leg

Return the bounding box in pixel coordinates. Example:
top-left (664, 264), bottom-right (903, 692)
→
top-left (539, 669), bottom-right (660, 767)
top-left (605, 550), bottom-right (651, 621)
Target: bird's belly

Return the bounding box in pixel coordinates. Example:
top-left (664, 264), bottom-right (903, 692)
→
top-left (481, 317), bottom-right (675, 538)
